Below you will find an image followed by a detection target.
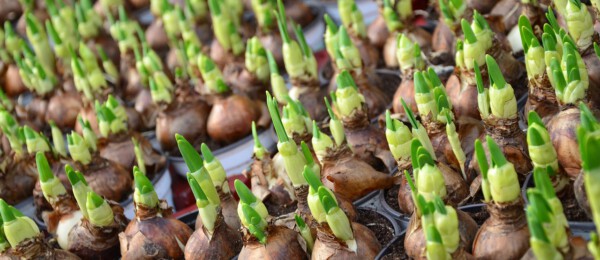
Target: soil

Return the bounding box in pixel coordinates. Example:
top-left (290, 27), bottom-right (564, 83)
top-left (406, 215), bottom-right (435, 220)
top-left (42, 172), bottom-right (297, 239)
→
top-left (380, 235), bottom-right (408, 260)
top-left (562, 193), bottom-right (590, 222)
top-left (356, 209), bottom-right (395, 247)
top-left (264, 199), bottom-right (297, 218)
top-left (460, 206), bottom-right (490, 227)
top-left (384, 185), bottom-right (401, 215)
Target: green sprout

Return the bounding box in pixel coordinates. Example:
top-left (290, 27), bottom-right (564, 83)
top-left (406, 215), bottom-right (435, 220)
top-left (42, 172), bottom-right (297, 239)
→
top-left (0, 200), bottom-right (40, 247)
top-left (412, 139), bottom-right (446, 202)
top-left (209, 0), bottom-right (244, 56)
top-left (37, 152), bottom-right (67, 204)
top-left (564, 0), bottom-right (594, 51)
top-left (461, 15), bottom-right (493, 70)
top-left (201, 143), bottom-right (228, 192)
top-left (252, 121), bottom-right (267, 159)
top-left (324, 97), bottom-right (345, 146)
top-left (338, 0), bottom-right (366, 38)
top-left (275, 0), bottom-right (316, 81)
top-left (401, 99), bottom-right (436, 160)
top-left (25, 12), bottom-right (55, 74)
top-left (295, 214), bottom-right (313, 251)
top-left (66, 165), bottom-right (91, 218)
top-left (335, 70), bottom-right (365, 118)
top-left (96, 95), bottom-right (128, 137)
top-left (188, 174), bottom-right (218, 233)
top-left (133, 167), bottom-right (159, 208)
top-left (336, 27), bottom-right (362, 70)
top-left (527, 111), bottom-right (560, 176)
top-left (266, 92), bottom-right (307, 186)
top-left (86, 191), bottom-right (114, 227)
top-left (78, 116), bottom-right (97, 152)
top-left (324, 14), bottom-right (339, 59)
top-left (519, 16), bottom-right (546, 80)
top-left (245, 37), bottom-right (270, 82)
top-left (267, 50), bottom-right (289, 103)
top-left (23, 126), bottom-right (51, 154)
top-left (438, 0), bottom-right (466, 30)
top-left (67, 131), bottom-right (92, 164)
top-left (396, 34), bottom-right (424, 72)
top-left (475, 136), bottom-right (520, 203)
top-left (303, 165), bottom-right (328, 223)
top-left (486, 55), bottom-right (517, 119)
top-left (235, 180), bottom-right (268, 243)
top-left (385, 110), bottom-right (412, 165)
top-left (176, 134), bottom-right (204, 173)
top-left (318, 186), bottom-right (355, 250)
top-left (198, 54), bottom-right (227, 95)
top-left (547, 42), bottom-right (588, 105)
top-left (251, 0), bottom-right (276, 31)
top-left (312, 121), bottom-right (335, 163)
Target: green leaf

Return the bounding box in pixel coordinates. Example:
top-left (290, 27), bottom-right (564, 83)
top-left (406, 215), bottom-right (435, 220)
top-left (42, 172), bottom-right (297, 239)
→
top-left (187, 174), bottom-right (208, 202)
top-left (414, 71), bottom-right (430, 94)
top-left (303, 165), bottom-right (323, 191)
top-left (473, 11), bottom-right (489, 30)
top-left (527, 126), bottom-right (545, 146)
top-left (416, 147), bottom-right (434, 167)
top-left (527, 111), bottom-right (544, 127)
top-left (579, 102), bottom-right (599, 132)
top-left (87, 191), bottom-right (105, 209)
top-left (266, 92), bottom-right (289, 142)
top-left (36, 152), bottom-right (54, 182)
top-left (293, 23), bottom-right (311, 57)
top-left (324, 97), bottom-right (337, 121)
top-left (338, 27), bottom-right (352, 48)
top-left (134, 167), bottom-right (154, 194)
top-left (427, 68), bottom-right (443, 88)
top-left (582, 134), bottom-right (600, 171)
top-left (533, 167), bottom-right (556, 199)
top-left (401, 98), bottom-right (419, 129)
top-left (65, 165), bottom-right (80, 186)
top-left (527, 189), bottom-right (552, 223)
top-left (474, 60), bottom-right (485, 94)
top-left (200, 143), bottom-right (215, 163)
top-left (594, 43), bottom-right (600, 59)
top-left (242, 203), bottom-right (263, 226)
top-left (461, 19), bottom-right (477, 44)
top-left (550, 59), bottom-right (566, 93)
top-left (235, 179), bottom-right (256, 204)
top-left (295, 214), bottom-right (306, 229)
top-left (274, 0), bottom-right (290, 43)
top-left (324, 14), bottom-right (338, 34)
top-left (486, 55), bottom-right (506, 89)
top-left (527, 211), bottom-right (550, 243)
top-left (385, 110), bottom-right (395, 131)
top-left (318, 186), bottom-right (338, 214)
top-left (545, 8), bottom-right (559, 32)
top-left (208, 0), bottom-right (221, 16)
top-left (542, 32), bottom-right (556, 52)
top-left (0, 200), bottom-right (15, 222)
top-left (433, 196), bottom-right (447, 215)
top-left (486, 136), bottom-right (508, 167)
top-left (518, 15), bottom-right (533, 53)
top-left (336, 70), bottom-right (357, 89)
top-left (411, 138), bottom-right (423, 169)
top-left (266, 50), bottom-right (279, 75)
top-left (416, 194), bottom-right (431, 215)
top-left (475, 139), bottom-right (489, 179)
top-left (176, 134), bottom-right (204, 173)
top-left (426, 225), bottom-right (443, 243)
top-left (300, 141), bottom-right (314, 166)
